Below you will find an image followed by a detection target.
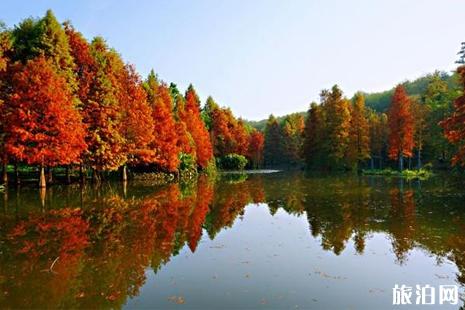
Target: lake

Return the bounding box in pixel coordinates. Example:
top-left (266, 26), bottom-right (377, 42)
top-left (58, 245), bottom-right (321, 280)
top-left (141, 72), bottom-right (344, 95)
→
top-left (0, 172), bottom-right (464, 309)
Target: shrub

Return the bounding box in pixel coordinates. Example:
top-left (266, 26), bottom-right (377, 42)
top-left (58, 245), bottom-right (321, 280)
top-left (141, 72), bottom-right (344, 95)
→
top-left (179, 153), bottom-right (197, 174)
top-left (217, 154), bottom-right (248, 170)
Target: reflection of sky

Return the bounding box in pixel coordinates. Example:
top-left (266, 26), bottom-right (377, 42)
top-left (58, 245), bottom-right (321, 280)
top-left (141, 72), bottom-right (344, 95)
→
top-left (127, 205), bottom-right (459, 309)
top-left (2, 1), bottom-right (465, 120)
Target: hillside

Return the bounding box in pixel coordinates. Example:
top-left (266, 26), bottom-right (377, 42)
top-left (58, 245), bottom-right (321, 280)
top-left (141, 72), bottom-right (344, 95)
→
top-left (246, 70), bottom-right (460, 131)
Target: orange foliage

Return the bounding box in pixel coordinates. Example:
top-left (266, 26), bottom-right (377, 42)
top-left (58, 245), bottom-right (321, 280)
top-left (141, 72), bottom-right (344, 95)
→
top-left (119, 65), bottom-right (155, 165)
top-left (387, 85), bottom-right (414, 162)
top-left (180, 86), bottom-right (213, 168)
top-left (3, 56), bottom-right (86, 166)
top-left (247, 130), bottom-right (264, 168)
top-left (64, 23), bottom-right (95, 104)
top-left (188, 176), bottom-right (213, 252)
top-left (149, 84), bottom-right (180, 172)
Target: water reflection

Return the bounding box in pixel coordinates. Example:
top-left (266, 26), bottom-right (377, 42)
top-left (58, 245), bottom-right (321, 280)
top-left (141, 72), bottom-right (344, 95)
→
top-left (0, 172), bottom-right (465, 308)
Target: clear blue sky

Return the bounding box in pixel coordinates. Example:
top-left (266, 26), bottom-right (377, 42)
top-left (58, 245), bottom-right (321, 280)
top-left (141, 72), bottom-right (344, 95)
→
top-left (1, 0), bottom-right (464, 120)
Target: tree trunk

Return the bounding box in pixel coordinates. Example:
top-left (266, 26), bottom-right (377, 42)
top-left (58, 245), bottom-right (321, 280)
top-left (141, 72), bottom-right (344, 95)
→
top-left (122, 165), bottom-right (127, 182)
top-left (399, 154), bottom-right (404, 171)
top-left (14, 163), bottom-right (20, 185)
top-left (370, 157), bottom-right (374, 170)
top-left (39, 165), bottom-right (46, 188)
top-left (408, 157), bottom-right (411, 170)
top-left (2, 162), bottom-right (7, 185)
top-left (66, 166), bottom-right (71, 184)
top-left (79, 164), bottom-right (85, 184)
top-left (92, 169), bottom-right (101, 184)
top-left (47, 167), bottom-right (53, 184)
top-left (417, 148), bottom-right (422, 169)
top-left (122, 180), bottom-right (127, 198)
top-left (39, 187), bottom-right (46, 209)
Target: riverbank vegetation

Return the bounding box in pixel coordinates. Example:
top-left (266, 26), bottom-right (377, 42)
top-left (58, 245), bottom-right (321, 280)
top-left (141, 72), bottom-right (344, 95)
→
top-left (0, 10), bottom-right (264, 188)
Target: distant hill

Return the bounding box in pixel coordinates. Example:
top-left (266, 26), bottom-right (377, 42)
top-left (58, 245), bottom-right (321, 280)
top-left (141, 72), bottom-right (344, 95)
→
top-left (246, 71), bottom-right (460, 131)
top-left (363, 71), bottom-right (459, 112)
top-left (246, 112), bottom-right (306, 132)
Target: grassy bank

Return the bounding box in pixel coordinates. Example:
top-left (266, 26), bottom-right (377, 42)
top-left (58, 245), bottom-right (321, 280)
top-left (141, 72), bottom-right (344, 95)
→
top-left (362, 168), bottom-right (433, 180)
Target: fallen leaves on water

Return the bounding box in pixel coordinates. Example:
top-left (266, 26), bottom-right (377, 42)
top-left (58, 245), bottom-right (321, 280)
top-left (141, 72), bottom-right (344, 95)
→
top-left (168, 295), bottom-right (185, 304)
top-left (368, 288), bottom-right (385, 294)
top-left (314, 269), bottom-right (347, 280)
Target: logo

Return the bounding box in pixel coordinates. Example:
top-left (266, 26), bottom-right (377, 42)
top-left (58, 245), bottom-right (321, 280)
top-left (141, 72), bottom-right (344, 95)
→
top-left (392, 284), bottom-right (459, 305)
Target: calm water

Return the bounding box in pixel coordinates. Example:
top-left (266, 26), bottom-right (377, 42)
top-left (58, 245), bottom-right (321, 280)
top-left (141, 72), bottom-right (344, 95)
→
top-left (1, 172), bottom-right (465, 309)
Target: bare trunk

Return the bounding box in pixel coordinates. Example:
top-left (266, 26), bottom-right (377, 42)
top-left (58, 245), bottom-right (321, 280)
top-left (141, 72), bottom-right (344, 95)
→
top-left (122, 165), bottom-right (127, 182)
top-left (417, 148), bottom-right (422, 169)
top-left (370, 157), bottom-right (374, 170)
top-left (92, 169), bottom-right (101, 184)
top-left (66, 165), bottom-right (71, 184)
top-left (14, 163), bottom-right (20, 185)
top-left (2, 162), bottom-right (7, 185)
top-left (39, 165), bottom-right (46, 188)
top-left (399, 154), bottom-right (404, 171)
top-left (79, 164), bottom-right (85, 184)
top-left (39, 187), bottom-right (46, 209)
top-left (47, 167), bottom-right (53, 184)
top-left (122, 180), bottom-right (127, 198)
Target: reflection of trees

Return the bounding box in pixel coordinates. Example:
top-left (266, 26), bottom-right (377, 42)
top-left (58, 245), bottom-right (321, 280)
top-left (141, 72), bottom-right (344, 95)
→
top-left (261, 174), bottom-right (465, 286)
top-left (387, 189), bottom-right (416, 264)
top-left (0, 178), bottom-right (216, 309)
top-left (205, 175), bottom-right (265, 239)
top-left (1, 172), bottom-right (465, 307)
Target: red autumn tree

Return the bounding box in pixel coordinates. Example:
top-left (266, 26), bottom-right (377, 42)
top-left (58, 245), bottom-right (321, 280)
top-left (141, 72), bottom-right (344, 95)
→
top-left (173, 95), bottom-right (195, 156)
top-left (441, 46), bottom-right (465, 166)
top-left (233, 119), bottom-right (250, 156)
top-left (180, 85), bottom-right (213, 169)
top-left (387, 85), bottom-right (414, 170)
top-left (204, 96), bottom-right (250, 158)
top-left (143, 71), bottom-right (180, 172)
top-left (120, 65), bottom-right (155, 166)
top-left (64, 22), bottom-right (95, 105)
top-left (83, 37), bottom-right (126, 176)
top-left (0, 26), bottom-right (12, 182)
top-left (247, 130), bottom-right (264, 168)
top-left (3, 56), bottom-right (86, 184)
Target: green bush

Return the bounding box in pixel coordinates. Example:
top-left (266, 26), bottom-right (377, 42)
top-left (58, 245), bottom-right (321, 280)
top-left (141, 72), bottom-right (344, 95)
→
top-left (179, 153), bottom-right (197, 173)
top-left (217, 154), bottom-right (248, 170)
top-left (362, 168), bottom-right (433, 180)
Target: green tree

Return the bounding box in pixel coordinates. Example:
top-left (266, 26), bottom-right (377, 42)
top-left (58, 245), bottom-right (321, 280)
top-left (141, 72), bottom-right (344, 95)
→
top-left (321, 86), bottom-right (351, 169)
top-left (281, 113), bottom-right (305, 165)
top-left (11, 10), bottom-right (76, 91)
top-left (303, 102), bottom-right (324, 169)
top-left (264, 115), bottom-right (283, 167)
top-left (423, 72), bottom-right (457, 163)
top-left (347, 92), bottom-right (370, 169)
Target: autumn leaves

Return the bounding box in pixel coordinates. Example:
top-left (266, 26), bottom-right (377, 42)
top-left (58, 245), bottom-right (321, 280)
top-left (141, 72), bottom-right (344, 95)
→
top-left (0, 10), bottom-right (266, 187)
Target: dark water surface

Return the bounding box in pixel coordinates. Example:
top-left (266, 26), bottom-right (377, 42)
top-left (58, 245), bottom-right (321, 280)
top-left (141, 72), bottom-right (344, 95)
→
top-left (1, 172), bottom-right (465, 309)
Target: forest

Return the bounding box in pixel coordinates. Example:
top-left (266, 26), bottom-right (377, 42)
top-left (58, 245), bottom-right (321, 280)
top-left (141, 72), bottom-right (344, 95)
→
top-left (261, 49), bottom-right (465, 173)
top-left (1, 10), bottom-right (465, 189)
top-left (0, 10), bottom-right (264, 187)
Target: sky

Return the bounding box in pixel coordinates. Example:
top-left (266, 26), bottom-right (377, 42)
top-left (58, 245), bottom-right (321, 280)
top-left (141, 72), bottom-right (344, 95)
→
top-left (1, 0), bottom-right (464, 120)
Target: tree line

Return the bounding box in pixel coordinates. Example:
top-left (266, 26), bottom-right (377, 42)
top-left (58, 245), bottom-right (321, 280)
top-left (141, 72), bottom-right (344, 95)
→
top-left (0, 10), bottom-right (265, 187)
top-left (262, 44), bottom-right (465, 171)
